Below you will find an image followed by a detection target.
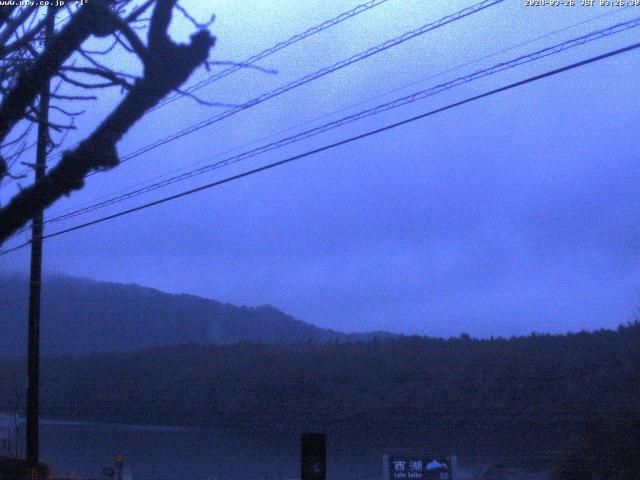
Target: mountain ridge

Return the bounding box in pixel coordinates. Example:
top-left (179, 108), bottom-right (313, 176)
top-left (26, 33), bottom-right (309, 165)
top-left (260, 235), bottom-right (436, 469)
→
top-left (0, 273), bottom-right (397, 356)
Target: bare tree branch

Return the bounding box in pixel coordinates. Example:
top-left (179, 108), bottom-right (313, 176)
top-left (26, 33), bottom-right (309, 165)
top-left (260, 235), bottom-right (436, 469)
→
top-left (0, 7), bottom-right (37, 48)
top-left (58, 67), bottom-right (135, 90)
top-left (0, 1), bottom-right (118, 145)
top-left (0, 0), bottom-right (215, 244)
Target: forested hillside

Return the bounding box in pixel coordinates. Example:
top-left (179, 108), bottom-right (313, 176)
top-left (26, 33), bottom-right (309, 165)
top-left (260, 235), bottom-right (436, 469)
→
top-left (2, 322), bottom-right (639, 464)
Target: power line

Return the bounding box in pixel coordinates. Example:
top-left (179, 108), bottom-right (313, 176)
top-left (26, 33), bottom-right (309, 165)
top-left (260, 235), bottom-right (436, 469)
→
top-left (2, 38), bottom-right (639, 257)
top-left (1, 1), bottom-right (392, 186)
top-left (2, 0), bottom-right (502, 220)
top-left (153, 0), bottom-right (393, 111)
top-left (23, 0), bottom-right (502, 183)
top-left (41, 5), bottom-right (632, 222)
top-left (41, 16), bottom-right (640, 226)
top-left (19, 0), bottom-right (394, 173)
top-left (112, 0), bottom-right (505, 167)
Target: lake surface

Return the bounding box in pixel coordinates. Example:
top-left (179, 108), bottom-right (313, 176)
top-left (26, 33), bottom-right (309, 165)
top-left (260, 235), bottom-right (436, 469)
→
top-left (1, 414), bottom-right (388, 480)
top-left (2, 413), bottom-right (551, 480)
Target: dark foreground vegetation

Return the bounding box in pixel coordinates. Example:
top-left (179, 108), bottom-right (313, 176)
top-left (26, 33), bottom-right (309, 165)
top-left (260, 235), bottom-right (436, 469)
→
top-left (0, 456), bottom-right (48, 480)
top-left (1, 323), bottom-right (639, 478)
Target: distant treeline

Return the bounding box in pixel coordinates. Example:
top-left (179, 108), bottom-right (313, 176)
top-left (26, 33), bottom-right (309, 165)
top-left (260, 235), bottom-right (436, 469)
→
top-left (1, 324), bottom-right (639, 471)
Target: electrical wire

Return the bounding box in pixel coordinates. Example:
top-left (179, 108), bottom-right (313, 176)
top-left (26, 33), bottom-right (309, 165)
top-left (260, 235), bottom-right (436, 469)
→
top-left (2, 38), bottom-right (638, 256)
top-left (41, 4), bottom-right (632, 221)
top-left (20, 0), bottom-right (500, 182)
top-left (111, 0), bottom-right (505, 168)
top-left (1, 0), bottom-right (392, 186)
top-left (153, 0), bottom-right (394, 111)
top-left (41, 16), bottom-right (640, 226)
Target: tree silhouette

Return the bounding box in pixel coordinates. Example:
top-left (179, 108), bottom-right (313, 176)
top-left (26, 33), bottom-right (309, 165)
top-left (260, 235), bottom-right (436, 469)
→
top-left (0, 0), bottom-right (215, 245)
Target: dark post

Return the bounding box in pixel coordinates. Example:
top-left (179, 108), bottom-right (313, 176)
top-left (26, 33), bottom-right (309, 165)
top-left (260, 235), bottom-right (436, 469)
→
top-left (26, 7), bottom-right (54, 478)
top-left (301, 433), bottom-right (326, 480)
top-left (115, 454), bottom-right (124, 480)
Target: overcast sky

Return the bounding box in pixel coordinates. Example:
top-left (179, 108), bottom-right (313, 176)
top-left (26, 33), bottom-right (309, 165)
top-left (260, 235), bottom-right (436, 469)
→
top-left (2, 0), bottom-right (640, 337)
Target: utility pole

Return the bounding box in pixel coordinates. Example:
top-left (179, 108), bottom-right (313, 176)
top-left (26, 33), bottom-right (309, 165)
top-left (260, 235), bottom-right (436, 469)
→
top-left (26, 8), bottom-right (54, 479)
